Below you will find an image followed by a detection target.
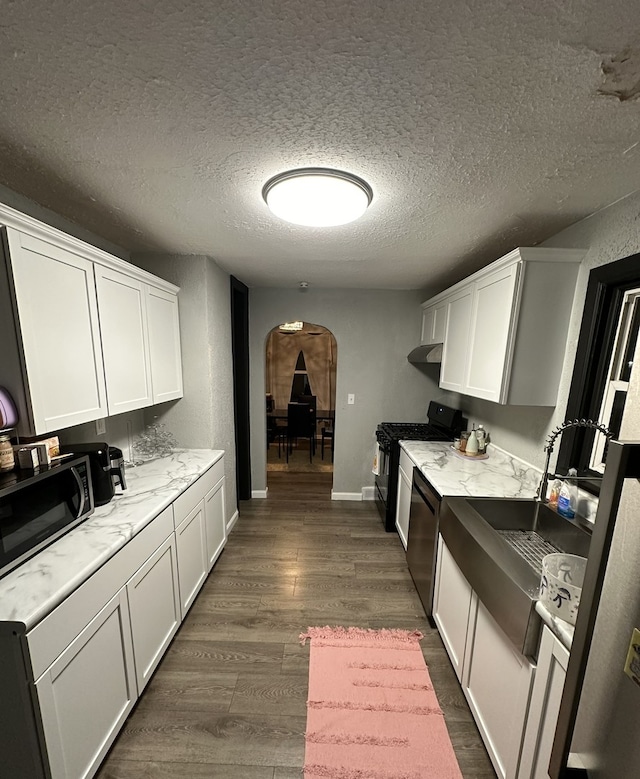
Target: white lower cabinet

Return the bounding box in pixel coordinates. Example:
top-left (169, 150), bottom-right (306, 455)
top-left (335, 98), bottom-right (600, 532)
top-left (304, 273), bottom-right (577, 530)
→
top-left (204, 477), bottom-right (226, 571)
top-left (433, 535), bottom-right (473, 681)
top-left (35, 589), bottom-right (137, 779)
top-left (175, 502), bottom-right (208, 617)
top-left (395, 449), bottom-right (414, 551)
top-left (127, 532), bottom-right (181, 692)
top-left (463, 597), bottom-right (535, 779)
top-left (518, 626), bottom-right (569, 779)
top-left (435, 536), bottom-right (535, 779)
top-left (1, 456), bottom-right (227, 779)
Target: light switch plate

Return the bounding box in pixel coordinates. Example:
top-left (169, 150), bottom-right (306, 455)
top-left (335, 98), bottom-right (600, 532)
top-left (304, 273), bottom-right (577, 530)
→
top-left (347, 393), bottom-right (355, 405)
top-left (623, 627), bottom-right (640, 686)
top-left (95, 418), bottom-right (106, 436)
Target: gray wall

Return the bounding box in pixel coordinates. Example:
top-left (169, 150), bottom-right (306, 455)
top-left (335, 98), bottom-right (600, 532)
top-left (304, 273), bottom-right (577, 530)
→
top-left (426, 190), bottom-right (640, 471)
top-left (132, 254), bottom-right (238, 519)
top-left (249, 287), bottom-right (442, 496)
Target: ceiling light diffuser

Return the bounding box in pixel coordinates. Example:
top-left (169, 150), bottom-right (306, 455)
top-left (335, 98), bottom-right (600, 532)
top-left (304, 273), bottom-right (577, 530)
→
top-left (263, 168), bottom-right (373, 227)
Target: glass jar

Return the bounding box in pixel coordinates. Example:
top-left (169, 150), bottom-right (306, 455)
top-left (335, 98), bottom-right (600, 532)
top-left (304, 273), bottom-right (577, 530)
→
top-left (459, 431), bottom-right (470, 453)
top-left (0, 434), bottom-right (15, 472)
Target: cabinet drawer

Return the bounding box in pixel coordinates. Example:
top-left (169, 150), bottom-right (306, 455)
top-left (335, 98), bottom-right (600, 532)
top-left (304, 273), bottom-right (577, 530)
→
top-left (173, 457), bottom-right (224, 527)
top-left (27, 506), bottom-right (174, 679)
top-left (399, 447), bottom-right (415, 480)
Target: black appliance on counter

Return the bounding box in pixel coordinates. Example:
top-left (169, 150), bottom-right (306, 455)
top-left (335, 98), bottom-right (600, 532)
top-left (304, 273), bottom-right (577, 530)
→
top-left (59, 442), bottom-right (127, 506)
top-left (0, 455), bottom-right (94, 579)
top-left (374, 401), bottom-right (465, 532)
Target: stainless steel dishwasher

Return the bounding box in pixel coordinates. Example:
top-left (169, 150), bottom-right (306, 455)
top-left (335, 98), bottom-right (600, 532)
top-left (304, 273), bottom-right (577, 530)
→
top-left (406, 466), bottom-right (441, 624)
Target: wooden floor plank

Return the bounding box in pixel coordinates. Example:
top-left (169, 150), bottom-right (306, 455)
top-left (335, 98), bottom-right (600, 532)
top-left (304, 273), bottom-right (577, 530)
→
top-left (96, 472), bottom-right (495, 779)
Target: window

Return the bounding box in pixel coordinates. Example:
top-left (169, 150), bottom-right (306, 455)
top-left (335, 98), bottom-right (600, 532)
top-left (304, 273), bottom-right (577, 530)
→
top-left (557, 253), bottom-right (640, 494)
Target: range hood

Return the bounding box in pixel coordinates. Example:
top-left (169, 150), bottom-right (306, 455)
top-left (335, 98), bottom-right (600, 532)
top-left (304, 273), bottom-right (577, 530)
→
top-left (407, 343), bottom-right (443, 364)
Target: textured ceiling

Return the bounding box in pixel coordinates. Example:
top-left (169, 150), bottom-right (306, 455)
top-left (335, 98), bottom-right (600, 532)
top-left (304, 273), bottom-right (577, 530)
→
top-left (0, 0), bottom-right (639, 291)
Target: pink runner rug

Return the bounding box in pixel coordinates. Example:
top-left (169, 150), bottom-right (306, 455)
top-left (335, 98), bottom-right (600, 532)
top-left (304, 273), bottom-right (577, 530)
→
top-left (299, 626), bottom-right (463, 779)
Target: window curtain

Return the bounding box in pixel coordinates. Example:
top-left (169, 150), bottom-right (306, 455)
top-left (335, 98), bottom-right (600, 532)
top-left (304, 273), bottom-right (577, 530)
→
top-left (266, 330), bottom-right (337, 411)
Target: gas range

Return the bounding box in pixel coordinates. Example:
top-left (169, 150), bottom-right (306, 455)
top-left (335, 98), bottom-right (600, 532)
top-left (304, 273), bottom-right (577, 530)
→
top-left (374, 402), bottom-right (466, 532)
top-left (376, 422), bottom-right (451, 450)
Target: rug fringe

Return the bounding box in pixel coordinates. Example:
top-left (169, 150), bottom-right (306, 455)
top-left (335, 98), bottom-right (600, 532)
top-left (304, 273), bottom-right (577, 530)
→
top-left (299, 626), bottom-right (424, 646)
top-left (306, 732), bottom-right (410, 747)
top-left (304, 763), bottom-right (422, 779)
top-left (307, 699), bottom-right (443, 716)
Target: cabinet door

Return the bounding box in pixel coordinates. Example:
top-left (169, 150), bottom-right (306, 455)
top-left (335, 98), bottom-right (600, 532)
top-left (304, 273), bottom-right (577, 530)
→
top-left (95, 265), bottom-right (153, 415)
top-left (5, 227), bottom-right (108, 433)
top-left (35, 589), bottom-right (136, 779)
top-left (175, 502), bottom-right (207, 617)
top-left (146, 285), bottom-right (183, 404)
top-left (518, 626), bottom-right (569, 779)
top-left (421, 306), bottom-right (436, 345)
top-left (465, 263), bottom-right (520, 403)
top-left (433, 536), bottom-right (473, 681)
top-left (395, 463), bottom-right (412, 551)
top-left (204, 478), bottom-right (226, 571)
top-left (440, 285), bottom-right (473, 393)
top-left (421, 302), bottom-right (447, 345)
top-left (463, 598), bottom-right (534, 779)
top-left (127, 534), bottom-right (181, 692)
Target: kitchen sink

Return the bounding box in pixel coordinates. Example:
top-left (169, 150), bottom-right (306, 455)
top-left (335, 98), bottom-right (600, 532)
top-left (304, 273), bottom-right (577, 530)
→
top-left (439, 497), bottom-right (592, 657)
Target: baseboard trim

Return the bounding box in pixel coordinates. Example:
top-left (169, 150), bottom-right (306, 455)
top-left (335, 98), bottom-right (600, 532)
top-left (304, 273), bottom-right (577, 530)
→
top-left (361, 486), bottom-right (375, 501)
top-left (251, 489), bottom-right (268, 499)
top-left (226, 510), bottom-right (239, 533)
top-left (331, 491), bottom-right (363, 501)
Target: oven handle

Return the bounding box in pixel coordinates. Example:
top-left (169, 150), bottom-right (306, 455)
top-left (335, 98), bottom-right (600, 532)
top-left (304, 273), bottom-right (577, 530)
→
top-left (70, 466), bottom-right (86, 519)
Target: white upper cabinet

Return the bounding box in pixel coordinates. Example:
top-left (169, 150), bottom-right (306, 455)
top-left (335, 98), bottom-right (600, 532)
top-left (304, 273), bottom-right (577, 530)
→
top-left (464, 262), bottom-right (520, 403)
top-left (0, 212), bottom-right (183, 435)
top-left (146, 285), bottom-right (184, 404)
top-left (440, 285), bottom-right (474, 393)
top-left (95, 265), bottom-right (153, 415)
top-left (420, 300), bottom-right (447, 345)
top-left (1, 227), bottom-right (108, 434)
top-left (423, 247), bottom-right (584, 406)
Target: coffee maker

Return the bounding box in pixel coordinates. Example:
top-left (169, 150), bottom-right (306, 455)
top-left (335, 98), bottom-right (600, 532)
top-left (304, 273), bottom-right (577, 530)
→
top-left (60, 442), bottom-right (127, 506)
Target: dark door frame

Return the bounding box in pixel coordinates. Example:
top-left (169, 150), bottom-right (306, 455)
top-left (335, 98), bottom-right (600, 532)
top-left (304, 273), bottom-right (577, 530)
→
top-left (230, 276), bottom-right (251, 501)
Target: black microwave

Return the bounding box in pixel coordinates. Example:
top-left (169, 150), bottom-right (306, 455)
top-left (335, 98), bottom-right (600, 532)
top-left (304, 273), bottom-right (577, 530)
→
top-left (0, 455), bottom-right (94, 579)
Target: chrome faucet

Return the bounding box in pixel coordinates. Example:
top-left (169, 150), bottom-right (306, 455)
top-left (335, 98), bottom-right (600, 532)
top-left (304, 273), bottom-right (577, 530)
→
top-left (536, 419), bottom-right (613, 502)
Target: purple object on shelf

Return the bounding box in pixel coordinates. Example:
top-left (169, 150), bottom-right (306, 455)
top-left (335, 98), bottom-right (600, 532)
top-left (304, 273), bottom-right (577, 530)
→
top-left (0, 387), bottom-right (18, 429)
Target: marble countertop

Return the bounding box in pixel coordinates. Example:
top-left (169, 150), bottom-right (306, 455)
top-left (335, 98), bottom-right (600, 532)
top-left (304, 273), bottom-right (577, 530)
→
top-left (0, 449), bottom-right (223, 629)
top-left (401, 441), bottom-right (541, 499)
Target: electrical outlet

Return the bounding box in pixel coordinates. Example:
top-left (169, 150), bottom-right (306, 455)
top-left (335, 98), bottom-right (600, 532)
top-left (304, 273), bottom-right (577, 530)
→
top-left (95, 418), bottom-right (106, 436)
top-left (623, 627), bottom-right (640, 686)
top-left (348, 393), bottom-right (355, 405)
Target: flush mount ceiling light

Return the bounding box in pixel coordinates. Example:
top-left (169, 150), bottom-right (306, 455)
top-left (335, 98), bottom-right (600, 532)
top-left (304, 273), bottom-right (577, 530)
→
top-left (262, 168), bottom-right (373, 227)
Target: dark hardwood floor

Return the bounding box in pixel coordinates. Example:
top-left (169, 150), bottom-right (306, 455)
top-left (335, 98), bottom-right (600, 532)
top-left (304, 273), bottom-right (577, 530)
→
top-left (97, 471), bottom-right (496, 779)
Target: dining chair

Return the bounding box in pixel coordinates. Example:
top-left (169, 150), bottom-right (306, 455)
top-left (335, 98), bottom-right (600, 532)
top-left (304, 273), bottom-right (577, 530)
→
top-left (321, 424), bottom-right (334, 461)
top-left (287, 402), bottom-right (316, 462)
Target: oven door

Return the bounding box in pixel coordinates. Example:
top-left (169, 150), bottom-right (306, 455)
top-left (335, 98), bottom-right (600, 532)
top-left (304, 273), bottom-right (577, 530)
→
top-left (374, 438), bottom-right (390, 519)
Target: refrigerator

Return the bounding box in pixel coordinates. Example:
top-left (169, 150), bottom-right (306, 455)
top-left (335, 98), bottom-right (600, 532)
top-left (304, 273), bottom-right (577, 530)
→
top-left (549, 371), bottom-right (640, 777)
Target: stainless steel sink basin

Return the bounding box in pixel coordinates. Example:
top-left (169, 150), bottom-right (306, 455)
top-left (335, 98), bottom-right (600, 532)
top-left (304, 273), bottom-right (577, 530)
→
top-left (439, 497), bottom-right (592, 657)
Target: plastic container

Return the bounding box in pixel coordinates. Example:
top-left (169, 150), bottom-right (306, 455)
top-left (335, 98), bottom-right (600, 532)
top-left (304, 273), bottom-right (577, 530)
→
top-left (548, 478), bottom-right (563, 509)
top-left (557, 468), bottom-right (578, 518)
top-left (540, 553), bottom-right (587, 625)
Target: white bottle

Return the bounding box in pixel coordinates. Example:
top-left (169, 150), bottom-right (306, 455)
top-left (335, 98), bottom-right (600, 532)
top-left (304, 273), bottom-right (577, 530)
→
top-left (466, 425), bottom-right (479, 455)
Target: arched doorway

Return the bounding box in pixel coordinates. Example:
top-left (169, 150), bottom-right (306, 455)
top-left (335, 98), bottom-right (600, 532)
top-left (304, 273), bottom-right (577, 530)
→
top-left (265, 321), bottom-right (337, 487)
